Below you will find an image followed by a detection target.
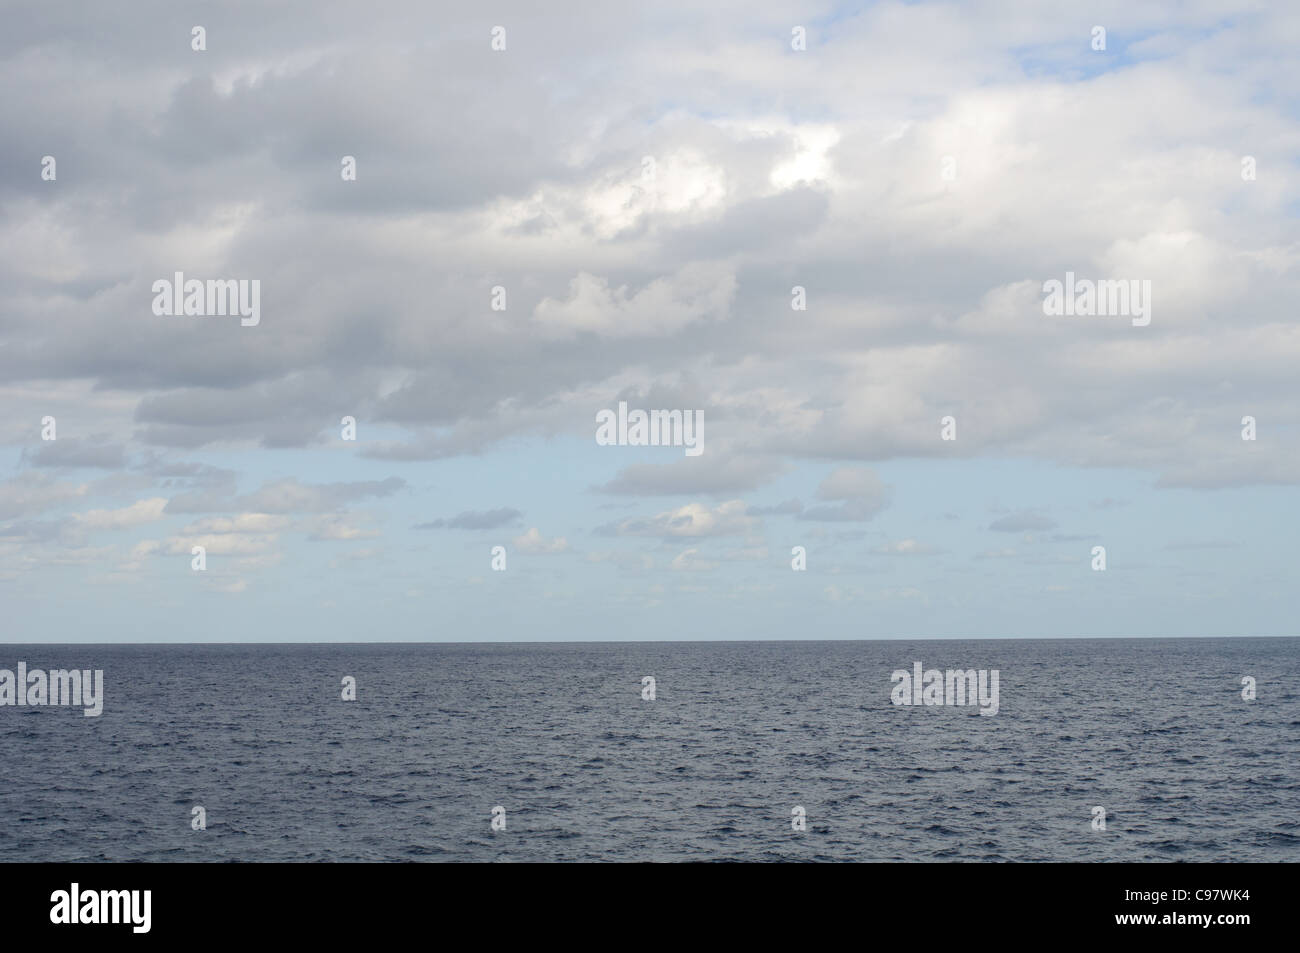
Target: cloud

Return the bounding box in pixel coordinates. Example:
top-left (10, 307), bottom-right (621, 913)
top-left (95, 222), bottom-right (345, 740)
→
top-left (73, 497), bottom-right (168, 530)
top-left (988, 511), bottom-right (1058, 532)
top-left (0, 473), bottom-right (89, 519)
top-left (304, 515), bottom-right (380, 541)
top-left (238, 478), bottom-right (405, 514)
top-left (159, 534), bottom-right (278, 557)
top-left (534, 262), bottom-right (737, 337)
top-left (873, 538), bottom-right (943, 556)
top-left (747, 498), bottom-right (803, 516)
top-left (512, 527), bottom-right (568, 553)
top-left (595, 455), bottom-right (784, 496)
top-left (179, 514), bottom-right (290, 535)
top-left (2, 6), bottom-right (1296, 490)
top-left (0, 1), bottom-right (1296, 640)
top-left (24, 438), bottom-right (127, 469)
top-left (670, 548), bottom-right (718, 571)
top-left (165, 477), bottom-right (405, 515)
top-left (797, 468), bottom-right (890, 522)
top-left (598, 500), bottom-right (757, 538)
top-left (415, 508), bottom-right (523, 530)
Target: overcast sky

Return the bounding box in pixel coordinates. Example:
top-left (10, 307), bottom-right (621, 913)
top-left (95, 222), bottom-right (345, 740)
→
top-left (2, 1), bottom-right (1297, 641)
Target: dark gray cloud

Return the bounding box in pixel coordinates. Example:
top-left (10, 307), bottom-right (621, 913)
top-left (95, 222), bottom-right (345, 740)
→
top-left (23, 438), bottom-right (127, 469)
top-left (4, 1), bottom-right (1292, 488)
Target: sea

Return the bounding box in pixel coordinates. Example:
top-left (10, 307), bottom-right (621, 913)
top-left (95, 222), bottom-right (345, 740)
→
top-left (1, 638), bottom-right (1296, 862)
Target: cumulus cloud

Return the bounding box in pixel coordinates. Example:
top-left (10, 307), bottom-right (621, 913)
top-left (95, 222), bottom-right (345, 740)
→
top-left (513, 527), bottom-right (568, 553)
top-left (73, 498), bottom-right (168, 530)
top-left (534, 262), bottom-right (737, 337)
top-left (670, 548), bottom-right (718, 571)
top-left (597, 500), bottom-right (757, 538)
top-left (798, 468), bottom-right (890, 522)
top-left (1, 4), bottom-right (1295, 491)
top-left (0, 1), bottom-right (1295, 638)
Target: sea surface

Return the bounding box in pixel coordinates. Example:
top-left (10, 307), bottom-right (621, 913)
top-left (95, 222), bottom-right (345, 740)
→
top-left (0, 638), bottom-right (1296, 862)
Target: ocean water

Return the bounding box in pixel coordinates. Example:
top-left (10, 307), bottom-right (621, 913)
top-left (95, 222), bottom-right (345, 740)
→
top-left (0, 638), bottom-right (1296, 862)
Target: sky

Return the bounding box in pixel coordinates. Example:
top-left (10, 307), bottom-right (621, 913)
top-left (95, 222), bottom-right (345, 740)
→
top-left (1, 0), bottom-right (1297, 642)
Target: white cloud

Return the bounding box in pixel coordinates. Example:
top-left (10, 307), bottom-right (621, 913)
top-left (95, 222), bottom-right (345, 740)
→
top-left (513, 527), bottom-right (568, 553)
top-left (74, 497), bottom-right (168, 530)
top-left (603, 500), bottom-right (757, 538)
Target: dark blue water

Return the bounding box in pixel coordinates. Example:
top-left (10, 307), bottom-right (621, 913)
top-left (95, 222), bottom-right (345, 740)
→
top-left (0, 639), bottom-right (1295, 862)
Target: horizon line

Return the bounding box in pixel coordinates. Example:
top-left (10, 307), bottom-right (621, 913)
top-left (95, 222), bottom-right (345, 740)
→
top-left (1, 635), bottom-right (1295, 646)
